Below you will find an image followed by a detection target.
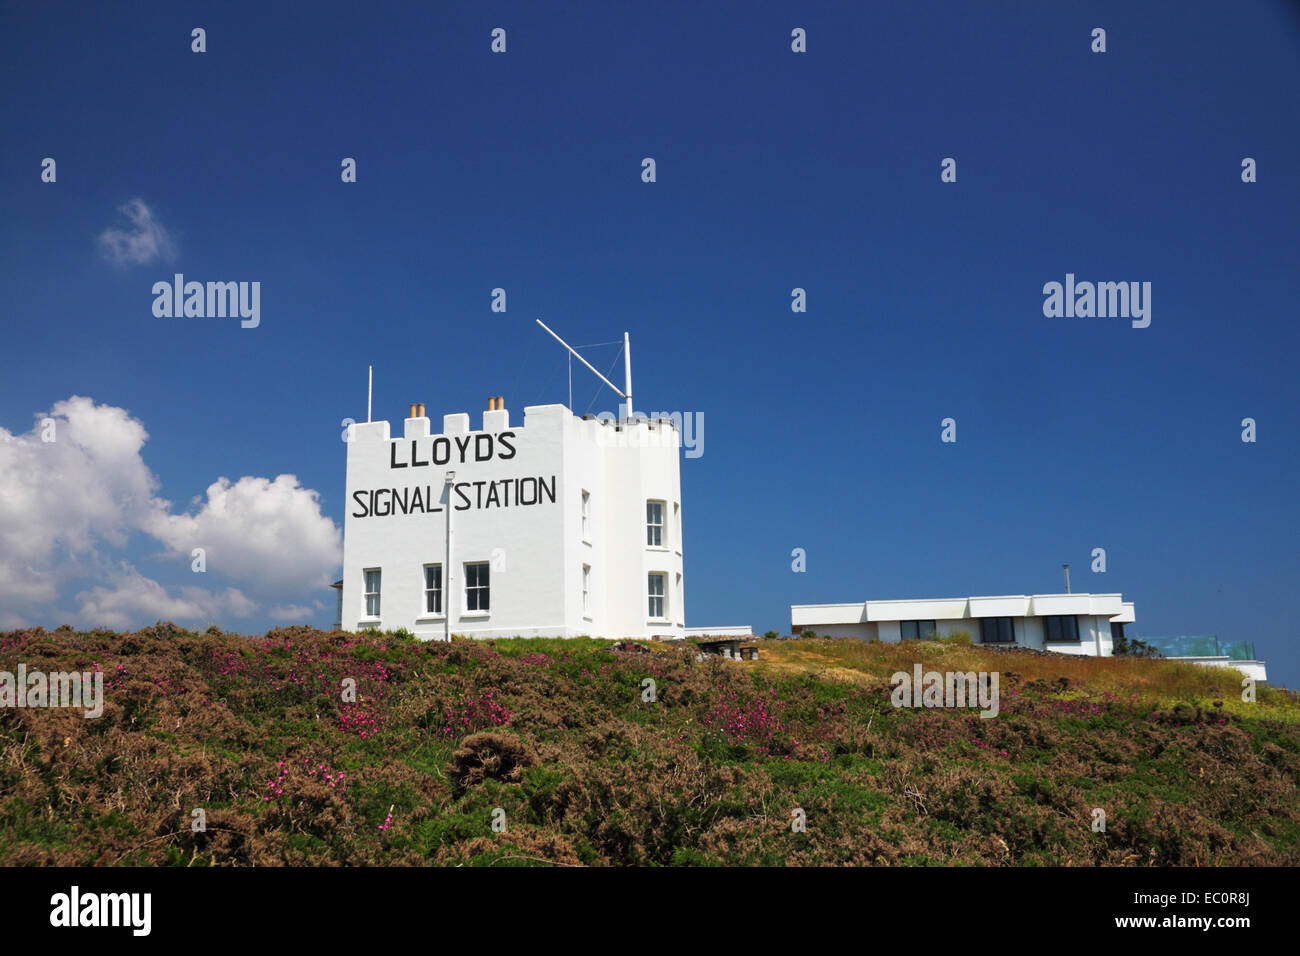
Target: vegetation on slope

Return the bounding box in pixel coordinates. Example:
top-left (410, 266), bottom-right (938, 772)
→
top-left (0, 624), bottom-right (1296, 866)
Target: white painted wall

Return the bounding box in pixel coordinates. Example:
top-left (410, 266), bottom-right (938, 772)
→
top-left (342, 403), bottom-right (684, 640)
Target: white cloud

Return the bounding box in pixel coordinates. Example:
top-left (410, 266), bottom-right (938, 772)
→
top-left (146, 475), bottom-right (341, 596)
top-left (0, 396), bottom-right (159, 608)
top-left (74, 567), bottom-right (258, 631)
top-left (0, 397), bottom-right (340, 630)
top-left (268, 604), bottom-right (317, 621)
top-left (97, 198), bottom-right (176, 267)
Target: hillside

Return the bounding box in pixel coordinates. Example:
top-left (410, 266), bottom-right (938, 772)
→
top-left (1, 624), bottom-right (1296, 866)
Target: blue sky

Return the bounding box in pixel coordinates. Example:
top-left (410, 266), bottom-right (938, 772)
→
top-left (1, 2), bottom-right (1297, 684)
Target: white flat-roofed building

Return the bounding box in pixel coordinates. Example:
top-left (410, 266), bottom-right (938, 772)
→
top-left (341, 397), bottom-right (686, 641)
top-left (790, 593), bottom-right (1267, 680)
top-left (791, 593), bottom-right (1135, 655)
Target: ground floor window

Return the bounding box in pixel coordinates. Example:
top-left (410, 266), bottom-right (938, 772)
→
top-left (424, 564), bottom-right (442, 614)
top-left (363, 568), bottom-right (381, 617)
top-left (465, 562), bottom-right (490, 612)
top-left (1044, 614), bottom-right (1079, 642)
top-left (648, 572), bottom-right (666, 619)
top-left (582, 564), bottom-right (591, 615)
top-left (901, 619), bottom-right (938, 640)
top-left (980, 617), bottom-right (1015, 644)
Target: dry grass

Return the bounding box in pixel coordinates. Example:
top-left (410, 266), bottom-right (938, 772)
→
top-left (757, 638), bottom-right (1293, 721)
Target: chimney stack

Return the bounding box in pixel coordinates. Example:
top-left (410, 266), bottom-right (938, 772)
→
top-left (408, 403), bottom-right (418, 418)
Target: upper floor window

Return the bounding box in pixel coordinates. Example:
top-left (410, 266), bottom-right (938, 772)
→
top-left (465, 562), bottom-right (490, 612)
top-left (647, 501), bottom-right (665, 547)
top-left (581, 490), bottom-right (591, 540)
top-left (1044, 615), bottom-right (1080, 642)
top-left (363, 568), bottom-right (381, 618)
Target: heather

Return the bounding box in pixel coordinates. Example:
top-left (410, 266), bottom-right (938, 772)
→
top-left (0, 624), bottom-right (1296, 866)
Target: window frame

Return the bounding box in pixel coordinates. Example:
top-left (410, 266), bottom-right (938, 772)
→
top-left (464, 561), bottom-right (490, 613)
top-left (647, 571), bottom-right (667, 620)
top-left (422, 563), bottom-right (443, 616)
top-left (363, 568), bottom-right (381, 619)
top-left (646, 500), bottom-right (666, 548)
top-left (979, 616), bottom-right (1016, 644)
top-left (1044, 614), bottom-right (1080, 643)
top-left (900, 619), bottom-right (938, 641)
top-left (582, 564), bottom-right (591, 616)
top-left (581, 490), bottom-right (591, 542)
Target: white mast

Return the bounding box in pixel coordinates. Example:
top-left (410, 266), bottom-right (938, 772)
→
top-left (623, 331), bottom-right (632, 421)
top-left (367, 365), bottom-right (373, 423)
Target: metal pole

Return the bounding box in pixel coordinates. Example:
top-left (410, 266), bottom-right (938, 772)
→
top-left (623, 331), bottom-right (632, 422)
top-left (444, 471), bottom-right (455, 642)
top-left (1062, 564), bottom-right (1071, 593)
top-left (367, 365), bottom-right (373, 423)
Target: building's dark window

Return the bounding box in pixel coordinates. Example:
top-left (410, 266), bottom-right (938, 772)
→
top-left (1044, 615), bottom-right (1079, 642)
top-left (424, 564), bottom-right (442, 614)
top-left (465, 562), bottom-right (490, 612)
top-left (980, 617), bottom-right (1016, 644)
top-left (1111, 621), bottom-right (1125, 642)
top-left (900, 620), bottom-right (938, 640)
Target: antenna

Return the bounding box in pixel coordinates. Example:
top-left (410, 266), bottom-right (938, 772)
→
top-left (535, 319), bottom-right (631, 414)
top-left (367, 365), bottom-right (373, 423)
top-left (623, 331), bottom-right (632, 420)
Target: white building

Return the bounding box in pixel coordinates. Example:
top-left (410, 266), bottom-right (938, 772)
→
top-left (791, 593), bottom-right (1135, 654)
top-left (340, 396), bottom-right (686, 641)
top-left (790, 593), bottom-right (1267, 680)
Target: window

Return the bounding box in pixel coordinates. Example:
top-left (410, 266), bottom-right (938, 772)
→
top-left (1044, 615), bottom-right (1080, 642)
top-left (363, 569), bottom-right (381, 618)
top-left (901, 620), bottom-right (938, 640)
top-left (465, 562), bottom-right (490, 612)
top-left (648, 572), bottom-right (666, 619)
top-left (582, 564), bottom-right (591, 615)
top-left (581, 490), bottom-right (591, 540)
top-left (673, 502), bottom-right (680, 549)
top-left (980, 617), bottom-right (1016, 644)
top-left (423, 564), bottom-right (442, 615)
top-left (647, 500), bottom-right (665, 547)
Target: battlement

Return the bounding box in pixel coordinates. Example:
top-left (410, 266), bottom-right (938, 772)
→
top-left (347, 400), bottom-right (683, 453)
